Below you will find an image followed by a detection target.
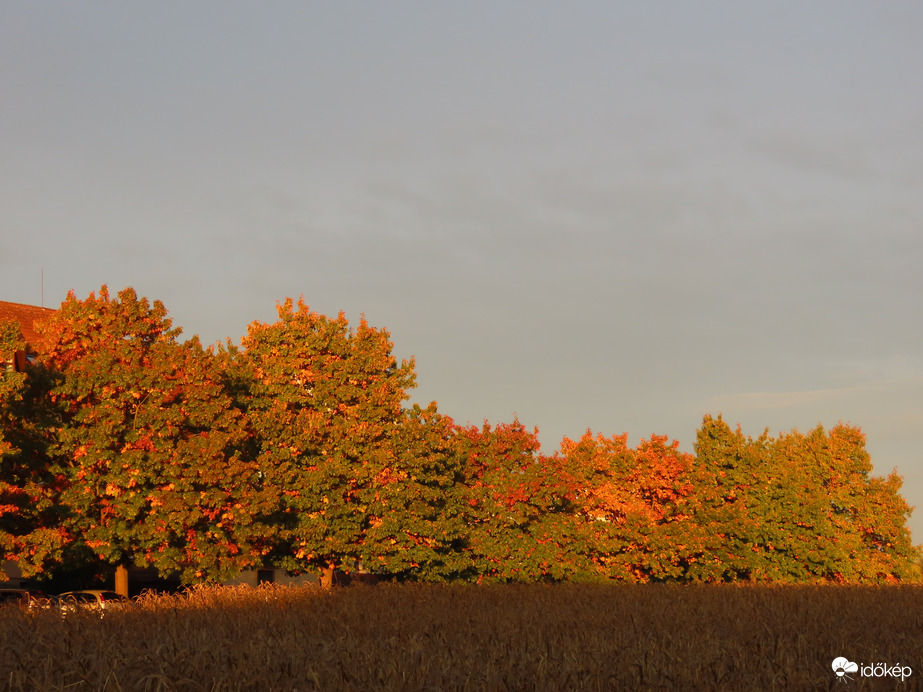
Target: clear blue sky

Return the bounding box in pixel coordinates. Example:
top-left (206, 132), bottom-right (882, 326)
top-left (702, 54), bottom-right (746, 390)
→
top-left (3, 2), bottom-right (922, 538)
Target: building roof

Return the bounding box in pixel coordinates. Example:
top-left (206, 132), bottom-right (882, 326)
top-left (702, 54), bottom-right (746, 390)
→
top-left (0, 301), bottom-right (56, 346)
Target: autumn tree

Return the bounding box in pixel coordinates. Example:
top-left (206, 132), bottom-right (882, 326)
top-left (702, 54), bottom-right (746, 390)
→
top-left (684, 415), bottom-right (769, 581)
top-left (453, 420), bottom-right (598, 582)
top-left (239, 298), bottom-right (417, 587)
top-left (363, 402), bottom-right (470, 581)
top-left (0, 321), bottom-right (66, 579)
top-left (766, 423), bottom-right (916, 582)
top-left (37, 287), bottom-right (271, 583)
top-left (689, 414), bottom-right (917, 583)
top-left (553, 431), bottom-right (704, 582)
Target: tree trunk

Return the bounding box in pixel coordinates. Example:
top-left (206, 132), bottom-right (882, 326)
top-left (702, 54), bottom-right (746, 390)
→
top-left (115, 564), bottom-right (129, 597)
top-left (320, 563), bottom-right (335, 590)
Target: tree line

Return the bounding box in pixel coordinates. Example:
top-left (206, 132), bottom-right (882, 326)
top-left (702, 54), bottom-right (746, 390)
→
top-left (0, 286), bottom-right (917, 586)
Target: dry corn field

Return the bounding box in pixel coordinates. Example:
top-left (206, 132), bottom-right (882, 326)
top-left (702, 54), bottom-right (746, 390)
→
top-left (1, 582), bottom-right (922, 691)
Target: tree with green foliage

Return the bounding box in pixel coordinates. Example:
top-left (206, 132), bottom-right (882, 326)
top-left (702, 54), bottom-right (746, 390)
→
top-left (239, 298), bottom-right (417, 587)
top-left (689, 414), bottom-right (917, 583)
top-left (685, 415), bottom-right (768, 581)
top-left (767, 423), bottom-right (916, 582)
top-left (37, 286), bottom-right (270, 583)
top-left (363, 402), bottom-right (469, 581)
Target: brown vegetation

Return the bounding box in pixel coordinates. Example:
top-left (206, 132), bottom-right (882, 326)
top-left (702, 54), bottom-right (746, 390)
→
top-left (1, 582), bottom-right (921, 691)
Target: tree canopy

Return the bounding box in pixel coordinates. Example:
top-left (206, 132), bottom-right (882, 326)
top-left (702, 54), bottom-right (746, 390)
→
top-left (236, 297), bottom-right (420, 586)
top-left (0, 287), bottom-right (917, 586)
top-left (34, 287), bottom-right (272, 582)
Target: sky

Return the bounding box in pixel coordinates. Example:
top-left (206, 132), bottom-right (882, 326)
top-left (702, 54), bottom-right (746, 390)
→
top-left (2, 3), bottom-right (922, 539)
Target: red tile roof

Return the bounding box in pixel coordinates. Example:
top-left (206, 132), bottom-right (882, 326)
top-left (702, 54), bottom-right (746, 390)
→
top-left (0, 301), bottom-right (56, 346)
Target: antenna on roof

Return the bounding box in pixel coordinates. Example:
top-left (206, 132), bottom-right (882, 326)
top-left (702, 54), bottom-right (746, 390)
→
top-left (41, 267), bottom-right (44, 308)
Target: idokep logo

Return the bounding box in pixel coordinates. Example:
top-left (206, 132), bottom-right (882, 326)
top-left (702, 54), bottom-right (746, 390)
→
top-left (832, 657), bottom-right (912, 683)
top-left (832, 658), bottom-right (859, 681)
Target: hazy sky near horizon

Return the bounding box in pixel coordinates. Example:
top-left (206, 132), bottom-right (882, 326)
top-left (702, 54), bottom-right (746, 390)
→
top-left (3, 3), bottom-right (923, 537)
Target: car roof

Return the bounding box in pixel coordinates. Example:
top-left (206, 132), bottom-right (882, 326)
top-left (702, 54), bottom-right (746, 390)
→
top-left (59, 590), bottom-right (128, 598)
top-left (0, 589), bottom-right (41, 596)
top-left (60, 590), bottom-right (117, 595)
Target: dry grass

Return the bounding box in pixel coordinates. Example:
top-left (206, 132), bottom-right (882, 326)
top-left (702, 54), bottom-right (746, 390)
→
top-left (1, 582), bottom-right (921, 691)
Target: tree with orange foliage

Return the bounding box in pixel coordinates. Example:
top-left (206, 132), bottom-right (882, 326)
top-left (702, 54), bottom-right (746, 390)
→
top-left (454, 420), bottom-right (598, 582)
top-left (553, 431), bottom-right (704, 582)
top-left (37, 287), bottom-right (270, 583)
top-left (0, 321), bottom-right (66, 579)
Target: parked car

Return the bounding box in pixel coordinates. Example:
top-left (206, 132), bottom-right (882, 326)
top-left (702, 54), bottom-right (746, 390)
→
top-left (0, 588), bottom-right (48, 609)
top-left (57, 590), bottom-right (130, 613)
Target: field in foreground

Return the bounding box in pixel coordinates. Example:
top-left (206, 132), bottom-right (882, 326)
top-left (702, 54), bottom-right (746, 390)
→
top-left (1, 582), bottom-right (921, 691)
